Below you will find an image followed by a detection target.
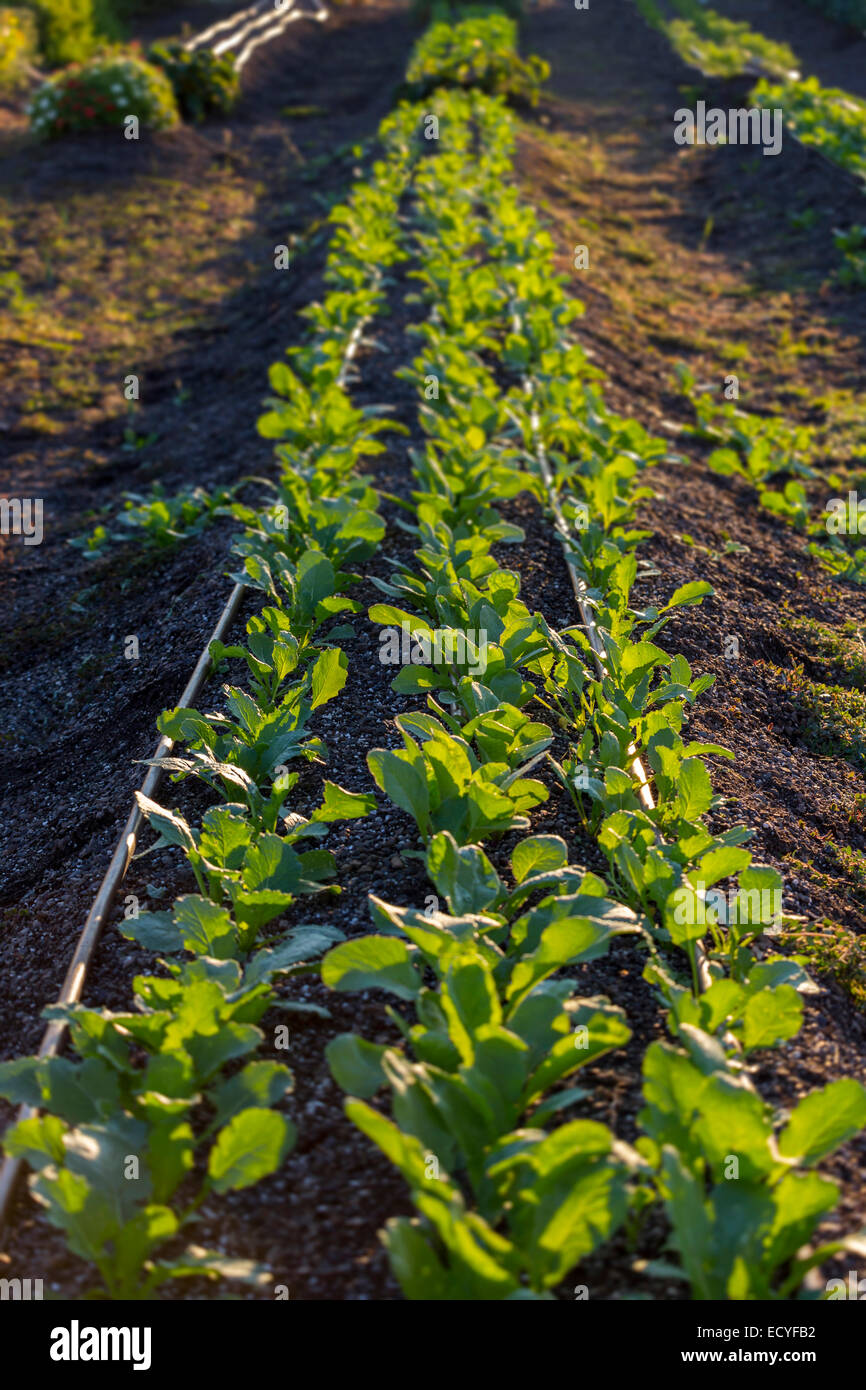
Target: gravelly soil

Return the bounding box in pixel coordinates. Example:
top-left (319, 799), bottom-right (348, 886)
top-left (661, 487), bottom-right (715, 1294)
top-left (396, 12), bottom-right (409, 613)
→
top-left (2, 0), bottom-right (866, 1301)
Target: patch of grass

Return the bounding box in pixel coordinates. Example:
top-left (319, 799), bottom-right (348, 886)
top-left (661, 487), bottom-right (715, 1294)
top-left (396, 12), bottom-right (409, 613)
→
top-left (779, 662), bottom-right (866, 770)
top-left (781, 611), bottom-right (866, 689)
top-left (780, 917), bottom-right (866, 1011)
top-left (0, 173), bottom-right (256, 432)
top-left (619, 237), bottom-right (655, 265)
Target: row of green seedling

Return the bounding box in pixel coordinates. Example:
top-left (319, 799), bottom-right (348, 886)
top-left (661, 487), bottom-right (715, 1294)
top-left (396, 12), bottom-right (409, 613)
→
top-left (0, 106), bottom-right (423, 1299)
top-left (318, 84), bottom-right (669, 1300)
top-left (456, 83), bottom-right (866, 1298)
top-left (435, 82), bottom-right (866, 1297)
top-left (322, 63), bottom-right (866, 1300)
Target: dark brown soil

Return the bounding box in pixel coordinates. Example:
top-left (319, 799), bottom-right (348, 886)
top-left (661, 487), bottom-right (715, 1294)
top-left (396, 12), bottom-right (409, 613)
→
top-left (2, 0), bottom-right (866, 1301)
top-left (721, 0), bottom-right (866, 99)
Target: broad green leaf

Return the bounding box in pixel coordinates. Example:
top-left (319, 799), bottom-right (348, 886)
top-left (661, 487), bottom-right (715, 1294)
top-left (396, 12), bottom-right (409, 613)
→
top-left (326, 1033), bottom-right (388, 1098)
top-left (510, 835), bottom-right (568, 885)
top-left (426, 832), bottom-right (502, 914)
top-left (29, 1166), bottom-right (117, 1267)
top-left (310, 647), bottom-right (348, 710)
top-left (120, 910), bottom-right (184, 954)
top-left (322, 936), bottom-right (420, 1000)
top-left (367, 749), bottom-right (429, 829)
top-left (778, 1080), bottom-right (866, 1165)
top-left (135, 793), bottom-right (195, 852)
top-left (0, 1057), bottom-right (44, 1110)
top-left (524, 1004), bottom-right (631, 1102)
top-left (4, 1113), bottom-right (67, 1170)
top-left (766, 1170), bottom-right (839, 1272)
top-left (673, 759), bottom-right (714, 820)
top-left (692, 1079), bottom-right (776, 1180)
top-left (530, 1164), bottom-right (627, 1287)
top-left (212, 1062), bottom-right (293, 1125)
top-left (198, 807), bottom-right (253, 869)
top-left (663, 581), bottom-right (713, 610)
top-left (64, 1117), bottom-right (152, 1224)
top-left (741, 986), bottom-right (802, 1053)
top-left (441, 955), bottom-right (501, 1064)
top-left (508, 918), bottom-right (615, 1002)
top-left (664, 885), bottom-right (708, 947)
top-left (242, 835), bottom-right (302, 893)
top-left (296, 549), bottom-right (336, 617)
top-left (147, 1120), bottom-right (195, 1205)
top-left (661, 1147), bottom-right (713, 1299)
top-left (381, 1217), bottom-right (452, 1300)
top-left (312, 781), bottom-right (376, 822)
top-left (208, 1108), bottom-right (295, 1193)
top-left (174, 896), bottom-right (238, 960)
top-left (696, 845), bottom-right (752, 888)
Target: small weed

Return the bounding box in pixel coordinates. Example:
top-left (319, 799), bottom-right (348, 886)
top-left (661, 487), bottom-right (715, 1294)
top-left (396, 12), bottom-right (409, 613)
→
top-left (780, 918), bottom-right (866, 1011)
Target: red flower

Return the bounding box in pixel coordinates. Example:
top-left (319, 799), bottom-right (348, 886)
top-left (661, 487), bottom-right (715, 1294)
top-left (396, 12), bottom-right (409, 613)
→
top-left (84, 107), bottom-right (95, 118)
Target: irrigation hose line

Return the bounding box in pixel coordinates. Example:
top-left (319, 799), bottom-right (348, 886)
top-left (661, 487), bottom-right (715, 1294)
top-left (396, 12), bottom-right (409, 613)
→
top-left (525, 390), bottom-right (716, 994)
top-left (0, 314), bottom-right (373, 1234)
top-left (187, 0), bottom-right (329, 69)
top-left (185, 0), bottom-right (277, 52)
top-left (0, 580), bottom-right (247, 1234)
top-left (233, 13), bottom-right (310, 71)
top-left (214, 4), bottom-right (302, 60)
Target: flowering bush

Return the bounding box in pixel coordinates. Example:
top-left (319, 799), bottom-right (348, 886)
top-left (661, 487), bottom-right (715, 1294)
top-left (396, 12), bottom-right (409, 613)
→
top-left (148, 41), bottom-right (239, 123)
top-left (0, 7), bottom-right (38, 93)
top-left (27, 54), bottom-right (179, 138)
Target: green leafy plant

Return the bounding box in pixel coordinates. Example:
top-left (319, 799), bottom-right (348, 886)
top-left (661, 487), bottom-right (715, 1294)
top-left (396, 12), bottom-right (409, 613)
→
top-left (0, 957), bottom-right (300, 1298)
top-left (0, 72), bottom-right (413, 1300)
top-left (640, 1044), bottom-right (866, 1299)
top-left (403, 11), bottom-right (549, 107)
top-left (318, 70), bottom-right (866, 1301)
top-left (148, 41), bottom-right (239, 123)
top-left (367, 707), bottom-right (550, 845)
top-left (71, 482), bottom-right (233, 554)
top-left (669, 0), bottom-right (798, 78)
top-left (323, 833), bottom-right (641, 1298)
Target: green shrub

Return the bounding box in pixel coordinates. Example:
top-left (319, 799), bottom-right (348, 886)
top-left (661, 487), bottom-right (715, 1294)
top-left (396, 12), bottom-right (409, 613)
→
top-left (0, 6), bottom-right (38, 93)
top-left (148, 41), bottom-right (239, 123)
top-left (27, 53), bottom-right (179, 138)
top-left (404, 10), bottom-right (548, 106)
top-left (24, 0), bottom-right (98, 66)
top-left (9, 0), bottom-right (124, 68)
